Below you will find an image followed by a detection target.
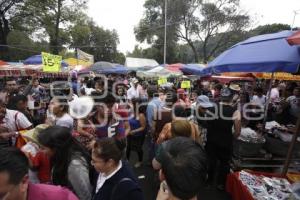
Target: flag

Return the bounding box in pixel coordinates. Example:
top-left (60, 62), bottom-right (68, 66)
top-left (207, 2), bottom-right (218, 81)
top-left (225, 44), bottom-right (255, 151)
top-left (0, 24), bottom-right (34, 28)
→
top-left (77, 49), bottom-right (94, 64)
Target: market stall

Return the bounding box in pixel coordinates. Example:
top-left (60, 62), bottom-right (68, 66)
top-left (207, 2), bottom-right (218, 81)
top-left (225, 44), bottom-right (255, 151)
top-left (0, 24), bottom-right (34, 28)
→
top-left (201, 75), bottom-right (255, 84)
top-left (226, 170), bottom-right (300, 200)
top-left (78, 61), bottom-right (128, 75)
top-left (23, 54), bottom-right (69, 68)
top-left (165, 63), bottom-right (184, 73)
top-left (0, 63), bottom-right (69, 78)
top-left (254, 72), bottom-right (300, 81)
top-left (204, 30), bottom-right (300, 175)
top-left (232, 122), bottom-right (300, 170)
top-left (180, 64), bottom-right (207, 75)
top-left (137, 66), bottom-right (182, 78)
top-left (64, 58), bottom-right (92, 71)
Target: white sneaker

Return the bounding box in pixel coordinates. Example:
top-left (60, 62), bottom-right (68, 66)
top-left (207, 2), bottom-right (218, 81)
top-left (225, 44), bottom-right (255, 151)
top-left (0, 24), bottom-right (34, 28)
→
top-left (134, 162), bottom-right (142, 168)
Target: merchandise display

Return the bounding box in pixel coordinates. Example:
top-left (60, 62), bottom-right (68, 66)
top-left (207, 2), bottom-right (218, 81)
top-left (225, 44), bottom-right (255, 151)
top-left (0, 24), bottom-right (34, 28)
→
top-left (239, 171), bottom-right (292, 200)
top-left (238, 128), bottom-right (265, 143)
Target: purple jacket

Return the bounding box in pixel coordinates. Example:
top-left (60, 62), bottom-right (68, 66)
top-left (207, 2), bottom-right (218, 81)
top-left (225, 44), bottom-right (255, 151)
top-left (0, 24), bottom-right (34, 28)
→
top-left (28, 183), bottom-right (79, 200)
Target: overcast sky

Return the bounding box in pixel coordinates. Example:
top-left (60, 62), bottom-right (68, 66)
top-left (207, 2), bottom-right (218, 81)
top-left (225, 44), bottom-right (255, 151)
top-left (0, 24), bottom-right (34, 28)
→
top-left (88, 0), bottom-right (300, 53)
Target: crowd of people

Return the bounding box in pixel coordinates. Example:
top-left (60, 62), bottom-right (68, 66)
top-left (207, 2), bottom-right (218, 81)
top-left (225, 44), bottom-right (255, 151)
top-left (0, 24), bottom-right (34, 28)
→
top-left (0, 72), bottom-right (299, 200)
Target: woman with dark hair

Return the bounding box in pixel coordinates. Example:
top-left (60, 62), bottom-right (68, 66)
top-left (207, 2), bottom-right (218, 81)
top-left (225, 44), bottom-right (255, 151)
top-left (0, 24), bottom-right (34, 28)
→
top-left (94, 79), bottom-right (105, 94)
top-left (38, 126), bottom-right (92, 200)
top-left (91, 92), bottom-right (130, 140)
top-left (126, 98), bottom-right (147, 168)
top-left (91, 137), bottom-right (144, 200)
top-left (46, 97), bottom-right (74, 129)
top-left (115, 84), bottom-right (127, 103)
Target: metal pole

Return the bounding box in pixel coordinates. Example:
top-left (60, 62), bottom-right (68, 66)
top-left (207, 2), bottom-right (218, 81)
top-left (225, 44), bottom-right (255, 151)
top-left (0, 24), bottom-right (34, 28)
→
top-left (291, 11), bottom-right (297, 30)
top-left (76, 47), bottom-right (79, 66)
top-left (163, 0), bottom-right (167, 66)
top-left (291, 10), bottom-right (300, 30)
top-left (263, 72), bottom-right (274, 125)
top-left (282, 113), bottom-right (300, 175)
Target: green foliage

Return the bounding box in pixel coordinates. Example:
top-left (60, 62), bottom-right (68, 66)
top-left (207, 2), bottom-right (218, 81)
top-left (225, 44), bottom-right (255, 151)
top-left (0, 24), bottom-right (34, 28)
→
top-left (249, 23), bottom-right (291, 36)
top-left (135, 0), bottom-right (250, 63)
top-left (6, 30), bottom-right (49, 61)
top-left (114, 52), bottom-right (126, 64)
top-left (1, 0), bottom-right (124, 63)
top-left (18, 0), bottom-right (88, 54)
top-left (70, 18), bottom-right (121, 62)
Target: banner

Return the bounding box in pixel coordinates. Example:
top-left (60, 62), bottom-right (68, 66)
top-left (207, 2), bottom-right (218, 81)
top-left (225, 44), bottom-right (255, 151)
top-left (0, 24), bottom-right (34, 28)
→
top-left (42, 52), bottom-right (62, 72)
top-left (77, 49), bottom-right (94, 64)
top-left (181, 81), bottom-right (191, 89)
top-left (255, 72), bottom-right (300, 81)
top-left (158, 78), bottom-right (167, 85)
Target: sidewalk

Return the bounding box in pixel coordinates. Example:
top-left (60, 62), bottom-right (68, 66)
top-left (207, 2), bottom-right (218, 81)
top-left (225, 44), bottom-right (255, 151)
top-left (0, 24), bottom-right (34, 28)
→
top-left (128, 135), bottom-right (232, 200)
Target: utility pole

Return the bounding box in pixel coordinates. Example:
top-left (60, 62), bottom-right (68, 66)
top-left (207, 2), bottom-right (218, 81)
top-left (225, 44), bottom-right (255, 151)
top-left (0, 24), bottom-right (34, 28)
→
top-left (291, 9), bottom-right (300, 30)
top-left (163, 0), bottom-right (167, 66)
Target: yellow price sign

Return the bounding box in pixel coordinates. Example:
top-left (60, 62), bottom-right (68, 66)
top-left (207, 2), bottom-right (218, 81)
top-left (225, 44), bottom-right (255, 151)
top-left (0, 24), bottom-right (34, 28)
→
top-left (42, 52), bottom-right (62, 72)
top-left (158, 78), bottom-right (167, 85)
top-left (181, 81), bottom-right (191, 89)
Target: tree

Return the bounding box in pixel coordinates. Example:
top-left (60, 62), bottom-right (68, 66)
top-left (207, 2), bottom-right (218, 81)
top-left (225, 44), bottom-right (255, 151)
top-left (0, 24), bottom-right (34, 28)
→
top-left (250, 23), bottom-right (291, 36)
top-left (0, 0), bottom-right (24, 60)
top-left (127, 45), bottom-right (144, 58)
top-left (134, 0), bottom-right (180, 63)
top-left (6, 30), bottom-right (49, 61)
top-left (135, 0), bottom-right (250, 63)
top-left (19, 0), bottom-right (88, 54)
top-left (114, 52), bottom-right (126, 64)
top-left (70, 18), bottom-right (122, 62)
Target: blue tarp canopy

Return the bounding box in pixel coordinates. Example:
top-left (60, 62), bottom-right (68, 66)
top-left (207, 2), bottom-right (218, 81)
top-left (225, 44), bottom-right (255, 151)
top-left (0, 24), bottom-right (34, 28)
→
top-left (203, 30), bottom-right (300, 75)
top-left (23, 55), bottom-right (68, 67)
top-left (104, 65), bottom-right (128, 74)
top-left (180, 64), bottom-right (207, 75)
top-left (79, 63), bottom-right (128, 75)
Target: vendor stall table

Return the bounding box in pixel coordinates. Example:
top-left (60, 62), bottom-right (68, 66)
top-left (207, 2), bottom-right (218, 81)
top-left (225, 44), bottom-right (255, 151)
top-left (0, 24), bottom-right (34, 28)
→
top-left (232, 156), bottom-right (300, 169)
top-left (226, 171), bottom-right (290, 200)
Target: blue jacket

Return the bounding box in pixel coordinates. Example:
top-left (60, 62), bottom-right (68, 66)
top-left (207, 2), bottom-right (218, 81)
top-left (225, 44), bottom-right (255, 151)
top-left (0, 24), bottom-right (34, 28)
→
top-left (92, 161), bottom-right (144, 200)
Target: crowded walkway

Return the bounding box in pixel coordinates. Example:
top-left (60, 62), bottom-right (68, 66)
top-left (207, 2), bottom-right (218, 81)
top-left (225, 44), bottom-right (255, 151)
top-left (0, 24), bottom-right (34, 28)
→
top-left (0, 73), bottom-right (299, 200)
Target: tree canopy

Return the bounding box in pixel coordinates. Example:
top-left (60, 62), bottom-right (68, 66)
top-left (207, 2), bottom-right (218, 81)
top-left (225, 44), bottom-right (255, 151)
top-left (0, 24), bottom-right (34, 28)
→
top-left (0, 0), bottom-right (125, 63)
top-left (134, 0), bottom-right (251, 63)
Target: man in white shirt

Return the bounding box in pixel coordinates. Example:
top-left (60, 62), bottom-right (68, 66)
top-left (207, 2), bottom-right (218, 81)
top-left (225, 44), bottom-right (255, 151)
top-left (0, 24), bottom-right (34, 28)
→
top-left (252, 87), bottom-right (266, 106)
top-left (0, 99), bottom-right (32, 147)
top-left (126, 78), bottom-right (140, 100)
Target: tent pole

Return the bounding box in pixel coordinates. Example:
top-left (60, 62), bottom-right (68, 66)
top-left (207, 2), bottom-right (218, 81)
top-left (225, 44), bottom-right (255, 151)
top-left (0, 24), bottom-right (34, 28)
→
top-left (282, 113), bottom-right (300, 175)
top-left (263, 72), bottom-right (274, 125)
top-left (163, 0), bottom-right (167, 66)
top-left (76, 47), bottom-right (79, 67)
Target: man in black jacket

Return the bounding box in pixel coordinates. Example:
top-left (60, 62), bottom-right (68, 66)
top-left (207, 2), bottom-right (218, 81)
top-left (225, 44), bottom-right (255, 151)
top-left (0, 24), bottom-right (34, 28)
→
top-left (91, 138), bottom-right (144, 200)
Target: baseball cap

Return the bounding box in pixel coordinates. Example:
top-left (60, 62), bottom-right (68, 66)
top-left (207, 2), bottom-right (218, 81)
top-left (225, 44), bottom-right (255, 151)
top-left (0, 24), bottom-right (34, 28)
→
top-left (197, 95), bottom-right (213, 108)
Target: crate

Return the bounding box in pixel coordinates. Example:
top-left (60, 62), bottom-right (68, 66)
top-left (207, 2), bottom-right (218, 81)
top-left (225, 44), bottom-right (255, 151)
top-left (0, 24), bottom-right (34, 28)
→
top-left (233, 139), bottom-right (265, 157)
top-left (264, 136), bottom-right (300, 157)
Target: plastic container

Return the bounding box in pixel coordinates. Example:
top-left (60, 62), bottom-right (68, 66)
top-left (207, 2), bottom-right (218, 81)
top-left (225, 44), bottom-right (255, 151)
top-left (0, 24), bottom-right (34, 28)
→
top-left (264, 136), bottom-right (300, 158)
top-left (233, 139), bottom-right (264, 157)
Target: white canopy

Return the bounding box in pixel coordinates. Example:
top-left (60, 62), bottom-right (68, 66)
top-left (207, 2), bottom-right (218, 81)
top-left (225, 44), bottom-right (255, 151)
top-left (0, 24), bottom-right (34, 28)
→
top-left (137, 66), bottom-right (182, 78)
top-left (125, 57), bottom-right (159, 68)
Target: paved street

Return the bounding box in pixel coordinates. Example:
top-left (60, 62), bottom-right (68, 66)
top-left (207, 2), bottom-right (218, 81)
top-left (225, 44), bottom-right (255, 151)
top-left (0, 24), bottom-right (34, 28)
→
top-left (129, 135), bottom-right (232, 200)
